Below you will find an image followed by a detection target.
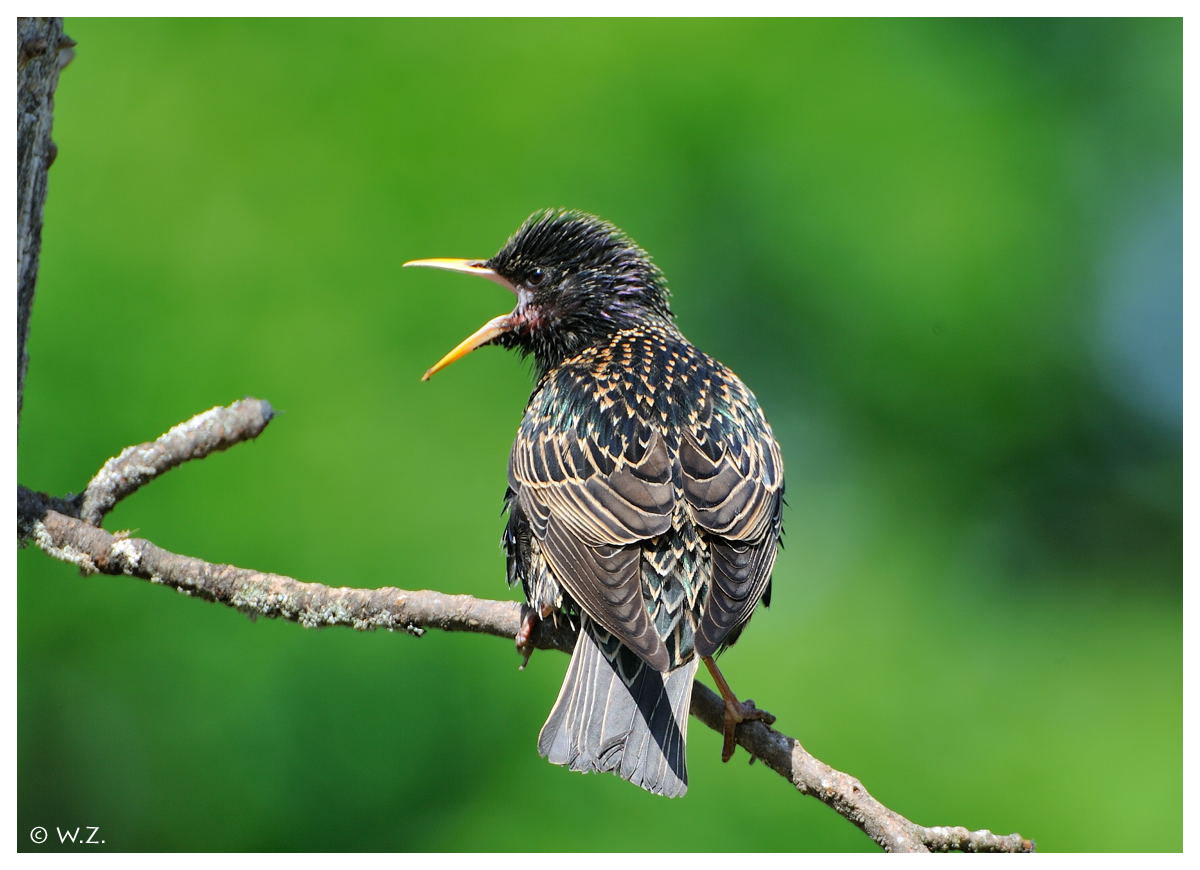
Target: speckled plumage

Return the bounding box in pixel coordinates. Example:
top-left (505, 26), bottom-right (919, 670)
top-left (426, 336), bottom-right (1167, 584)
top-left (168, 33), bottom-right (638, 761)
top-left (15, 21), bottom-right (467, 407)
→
top-left (503, 318), bottom-right (783, 671)
top-left (416, 210), bottom-right (784, 797)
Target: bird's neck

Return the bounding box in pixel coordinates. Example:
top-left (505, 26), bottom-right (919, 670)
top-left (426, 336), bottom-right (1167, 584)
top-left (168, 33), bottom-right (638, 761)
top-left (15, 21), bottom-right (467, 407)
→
top-left (530, 313), bottom-right (684, 380)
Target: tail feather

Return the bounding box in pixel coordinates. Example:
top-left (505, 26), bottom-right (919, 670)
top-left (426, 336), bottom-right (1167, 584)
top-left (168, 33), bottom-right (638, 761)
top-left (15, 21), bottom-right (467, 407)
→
top-left (538, 618), bottom-right (698, 798)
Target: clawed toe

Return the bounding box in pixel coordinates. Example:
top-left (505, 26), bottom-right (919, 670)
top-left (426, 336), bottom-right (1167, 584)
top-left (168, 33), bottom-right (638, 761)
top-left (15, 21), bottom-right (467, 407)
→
top-left (516, 604), bottom-right (559, 669)
top-left (515, 605), bottom-right (538, 669)
top-left (737, 698), bottom-right (776, 726)
top-left (702, 655), bottom-right (777, 763)
top-left (719, 698), bottom-right (776, 762)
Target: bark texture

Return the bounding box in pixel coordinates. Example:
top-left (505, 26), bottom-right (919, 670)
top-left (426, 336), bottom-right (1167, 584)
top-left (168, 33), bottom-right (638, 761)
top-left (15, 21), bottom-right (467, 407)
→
top-left (17, 17), bottom-right (73, 423)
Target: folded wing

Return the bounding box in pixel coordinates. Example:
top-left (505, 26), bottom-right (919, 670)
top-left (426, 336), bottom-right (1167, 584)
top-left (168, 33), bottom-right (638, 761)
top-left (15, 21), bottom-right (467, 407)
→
top-left (680, 376), bottom-right (784, 657)
top-left (510, 412), bottom-right (675, 671)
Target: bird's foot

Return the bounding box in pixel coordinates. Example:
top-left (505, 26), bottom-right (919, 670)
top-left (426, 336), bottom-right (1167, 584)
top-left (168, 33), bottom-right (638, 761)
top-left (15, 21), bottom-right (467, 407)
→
top-left (702, 655), bottom-right (776, 763)
top-left (719, 697), bottom-right (775, 763)
top-left (515, 605), bottom-right (539, 669)
top-left (515, 604), bottom-right (556, 669)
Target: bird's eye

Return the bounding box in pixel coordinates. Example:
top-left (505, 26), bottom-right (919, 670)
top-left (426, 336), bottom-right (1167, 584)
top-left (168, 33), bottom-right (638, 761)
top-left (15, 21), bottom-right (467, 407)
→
top-left (527, 267), bottom-right (548, 287)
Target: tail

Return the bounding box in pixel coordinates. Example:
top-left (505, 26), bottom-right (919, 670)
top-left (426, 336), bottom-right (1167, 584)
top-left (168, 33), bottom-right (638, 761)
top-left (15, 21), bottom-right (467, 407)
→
top-left (537, 617), bottom-right (698, 798)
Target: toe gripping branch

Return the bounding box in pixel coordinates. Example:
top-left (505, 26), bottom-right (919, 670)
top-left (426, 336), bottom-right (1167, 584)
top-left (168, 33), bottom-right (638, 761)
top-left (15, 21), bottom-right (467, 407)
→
top-left (515, 605), bottom-right (539, 669)
top-left (515, 604), bottom-right (560, 669)
top-left (703, 656), bottom-right (776, 763)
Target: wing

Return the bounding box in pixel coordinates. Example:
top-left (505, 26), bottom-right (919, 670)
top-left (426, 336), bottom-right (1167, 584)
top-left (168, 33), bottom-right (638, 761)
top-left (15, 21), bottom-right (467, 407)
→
top-left (509, 377), bottom-right (675, 671)
top-left (681, 364), bottom-right (784, 657)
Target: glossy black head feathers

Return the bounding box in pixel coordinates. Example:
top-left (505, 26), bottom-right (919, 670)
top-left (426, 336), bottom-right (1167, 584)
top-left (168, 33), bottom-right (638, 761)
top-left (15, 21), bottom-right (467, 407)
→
top-left (489, 210), bottom-right (669, 310)
top-left (487, 210), bottom-right (674, 374)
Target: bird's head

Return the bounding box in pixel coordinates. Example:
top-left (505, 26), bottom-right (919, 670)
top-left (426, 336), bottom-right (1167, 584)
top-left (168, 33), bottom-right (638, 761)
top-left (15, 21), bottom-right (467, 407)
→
top-left (406, 209), bottom-right (672, 380)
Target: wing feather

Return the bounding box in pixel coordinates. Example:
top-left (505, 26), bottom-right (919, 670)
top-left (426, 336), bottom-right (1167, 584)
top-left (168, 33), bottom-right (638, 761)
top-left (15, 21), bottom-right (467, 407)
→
top-left (510, 402), bottom-right (674, 671)
top-left (541, 518), bottom-right (670, 670)
top-left (681, 369), bottom-right (785, 656)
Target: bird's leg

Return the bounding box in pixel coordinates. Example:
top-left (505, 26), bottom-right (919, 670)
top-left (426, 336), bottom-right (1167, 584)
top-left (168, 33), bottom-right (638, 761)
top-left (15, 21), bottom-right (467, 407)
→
top-left (515, 604), bottom-right (556, 670)
top-left (702, 656), bottom-right (776, 763)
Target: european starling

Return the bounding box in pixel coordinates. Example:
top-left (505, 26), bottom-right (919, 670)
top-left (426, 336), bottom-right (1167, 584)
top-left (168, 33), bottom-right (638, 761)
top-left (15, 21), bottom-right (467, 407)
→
top-left (406, 209), bottom-right (784, 797)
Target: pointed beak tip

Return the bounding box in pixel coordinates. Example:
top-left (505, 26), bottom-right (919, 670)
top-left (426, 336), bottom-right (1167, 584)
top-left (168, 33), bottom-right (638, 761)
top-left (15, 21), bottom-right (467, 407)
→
top-left (420, 313), bottom-right (512, 382)
top-left (401, 258), bottom-right (516, 295)
top-left (403, 257), bottom-right (487, 272)
top-left (407, 260), bottom-right (518, 381)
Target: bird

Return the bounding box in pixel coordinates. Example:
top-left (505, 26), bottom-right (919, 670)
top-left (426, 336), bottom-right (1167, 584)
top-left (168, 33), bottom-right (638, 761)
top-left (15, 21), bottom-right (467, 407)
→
top-left (405, 209), bottom-right (784, 797)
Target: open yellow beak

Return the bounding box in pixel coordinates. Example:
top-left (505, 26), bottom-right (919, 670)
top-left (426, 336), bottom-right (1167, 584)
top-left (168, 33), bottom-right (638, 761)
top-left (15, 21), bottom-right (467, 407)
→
top-left (402, 258), bottom-right (518, 381)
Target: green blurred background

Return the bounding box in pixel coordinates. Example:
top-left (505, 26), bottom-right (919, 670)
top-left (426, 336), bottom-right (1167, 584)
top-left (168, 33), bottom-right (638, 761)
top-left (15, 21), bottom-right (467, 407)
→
top-left (18, 18), bottom-right (1180, 852)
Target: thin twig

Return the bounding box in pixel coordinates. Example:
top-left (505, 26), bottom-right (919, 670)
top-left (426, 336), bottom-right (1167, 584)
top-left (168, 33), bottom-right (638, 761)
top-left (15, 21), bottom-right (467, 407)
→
top-left (688, 692), bottom-right (1033, 852)
top-left (77, 398), bottom-right (275, 525)
top-left (20, 503), bottom-right (1032, 853)
top-left (17, 400), bottom-right (1035, 854)
top-left (16, 422), bottom-right (1032, 854)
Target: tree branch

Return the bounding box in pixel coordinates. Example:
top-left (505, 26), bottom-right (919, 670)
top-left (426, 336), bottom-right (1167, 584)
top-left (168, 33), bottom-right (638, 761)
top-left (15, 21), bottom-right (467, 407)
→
top-left (17, 17), bottom-right (73, 424)
top-left (17, 402), bottom-right (1034, 854)
top-left (77, 397), bottom-right (276, 525)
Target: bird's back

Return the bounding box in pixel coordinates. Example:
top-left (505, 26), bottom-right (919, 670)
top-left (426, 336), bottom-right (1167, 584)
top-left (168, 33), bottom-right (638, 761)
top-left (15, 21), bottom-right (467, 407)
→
top-left (506, 318), bottom-right (784, 671)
